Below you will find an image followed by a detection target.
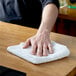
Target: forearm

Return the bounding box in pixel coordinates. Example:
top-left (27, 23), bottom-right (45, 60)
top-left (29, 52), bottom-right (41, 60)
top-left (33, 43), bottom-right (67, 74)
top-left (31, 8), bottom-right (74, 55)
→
top-left (37, 4), bottom-right (58, 35)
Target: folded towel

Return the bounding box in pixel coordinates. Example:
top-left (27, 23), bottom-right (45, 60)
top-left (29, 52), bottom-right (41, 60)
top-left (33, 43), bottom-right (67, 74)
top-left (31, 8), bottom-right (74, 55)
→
top-left (7, 41), bottom-right (70, 64)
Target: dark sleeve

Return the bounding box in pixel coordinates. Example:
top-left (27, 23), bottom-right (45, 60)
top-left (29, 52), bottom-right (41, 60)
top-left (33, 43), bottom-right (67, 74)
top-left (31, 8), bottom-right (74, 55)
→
top-left (40, 0), bottom-right (60, 9)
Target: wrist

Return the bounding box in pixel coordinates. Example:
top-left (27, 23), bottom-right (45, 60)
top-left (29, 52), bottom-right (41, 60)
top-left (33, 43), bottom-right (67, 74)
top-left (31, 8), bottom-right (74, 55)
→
top-left (37, 29), bottom-right (50, 36)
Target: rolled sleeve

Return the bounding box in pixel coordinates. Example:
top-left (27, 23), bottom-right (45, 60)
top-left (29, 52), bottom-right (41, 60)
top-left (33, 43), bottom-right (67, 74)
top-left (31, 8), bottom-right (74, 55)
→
top-left (40, 0), bottom-right (60, 9)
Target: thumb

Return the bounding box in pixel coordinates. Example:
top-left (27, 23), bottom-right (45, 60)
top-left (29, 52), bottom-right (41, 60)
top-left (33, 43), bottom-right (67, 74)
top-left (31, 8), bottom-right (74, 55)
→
top-left (23, 39), bottom-right (31, 48)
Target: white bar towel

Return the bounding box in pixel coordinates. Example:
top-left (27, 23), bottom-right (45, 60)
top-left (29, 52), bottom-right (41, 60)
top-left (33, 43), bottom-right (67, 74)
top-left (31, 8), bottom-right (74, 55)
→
top-left (7, 41), bottom-right (70, 64)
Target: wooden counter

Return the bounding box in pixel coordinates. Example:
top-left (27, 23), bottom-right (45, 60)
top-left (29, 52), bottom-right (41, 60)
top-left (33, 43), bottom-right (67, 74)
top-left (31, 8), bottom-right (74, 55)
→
top-left (0, 22), bottom-right (76, 76)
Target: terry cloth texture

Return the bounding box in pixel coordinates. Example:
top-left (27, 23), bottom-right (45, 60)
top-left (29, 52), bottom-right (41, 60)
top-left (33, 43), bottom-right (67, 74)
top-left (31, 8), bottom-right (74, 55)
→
top-left (7, 41), bottom-right (70, 64)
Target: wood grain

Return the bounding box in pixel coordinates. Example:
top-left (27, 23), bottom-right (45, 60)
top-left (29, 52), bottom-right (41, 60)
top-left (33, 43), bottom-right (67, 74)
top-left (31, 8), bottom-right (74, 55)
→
top-left (0, 22), bottom-right (76, 76)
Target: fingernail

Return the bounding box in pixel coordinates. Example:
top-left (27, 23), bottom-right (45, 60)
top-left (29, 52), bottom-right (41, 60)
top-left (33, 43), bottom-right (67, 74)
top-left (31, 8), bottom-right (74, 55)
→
top-left (23, 45), bottom-right (26, 49)
top-left (50, 50), bottom-right (54, 54)
top-left (31, 51), bottom-right (36, 55)
top-left (23, 46), bottom-right (25, 49)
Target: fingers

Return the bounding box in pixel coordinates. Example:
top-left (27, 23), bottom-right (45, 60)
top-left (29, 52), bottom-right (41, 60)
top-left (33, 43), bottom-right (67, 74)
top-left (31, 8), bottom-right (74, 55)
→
top-left (23, 39), bottom-right (31, 48)
top-left (31, 42), bottom-right (37, 55)
top-left (23, 38), bottom-right (53, 56)
top-left (43, 43), bottom-right (48, 56)
top-left (31, 42), bottom-right (53, 56)
top-left (36, 43), bottom-right (43, 56)
top-left (48, 43), bottom-right (53, 54)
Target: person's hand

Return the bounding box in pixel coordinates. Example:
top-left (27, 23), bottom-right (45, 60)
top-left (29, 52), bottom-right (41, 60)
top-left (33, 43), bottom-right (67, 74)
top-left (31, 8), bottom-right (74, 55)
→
top-left (23, 30), bottom-right (53, 56)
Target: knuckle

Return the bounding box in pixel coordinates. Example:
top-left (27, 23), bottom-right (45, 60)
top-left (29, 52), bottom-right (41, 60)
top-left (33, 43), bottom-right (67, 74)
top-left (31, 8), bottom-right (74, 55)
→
top-left (43, 43), bottom-right (47, 48)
